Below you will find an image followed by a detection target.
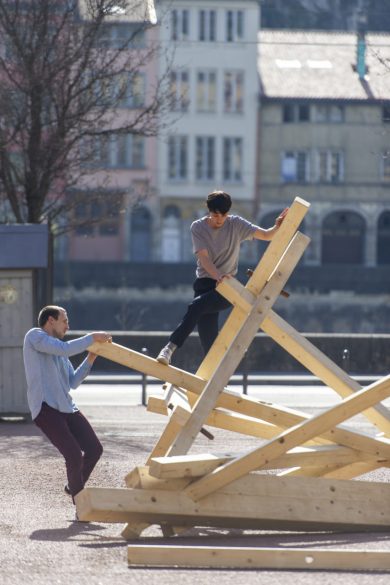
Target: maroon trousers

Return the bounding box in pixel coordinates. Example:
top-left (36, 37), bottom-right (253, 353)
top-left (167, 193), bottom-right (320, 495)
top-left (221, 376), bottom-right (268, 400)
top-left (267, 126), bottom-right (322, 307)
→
top-left (34, 402), bottom-right (103, 498)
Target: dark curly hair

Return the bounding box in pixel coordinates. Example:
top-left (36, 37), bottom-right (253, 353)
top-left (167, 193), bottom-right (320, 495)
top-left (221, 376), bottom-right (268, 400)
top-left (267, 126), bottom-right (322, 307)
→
top-left (206, 191), bottom-right (232, 214)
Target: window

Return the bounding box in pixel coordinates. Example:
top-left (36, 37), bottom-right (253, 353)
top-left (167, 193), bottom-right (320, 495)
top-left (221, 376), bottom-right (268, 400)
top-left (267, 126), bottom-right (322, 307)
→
top-left (377, 211), bottom-right (390, 264)
top-left (130, 207), bottom-right (152, 261)
top-left (108, 135), bottom-right (145, 168)
top-left (196, 136), bottom-right (215, 180)
top-left (97, 24), bottom-right (145, 48)
top-left (281, 151), bottom-right (309, 182)
top-left (199, 10), bottom-right (216, 41)
top-left (82, 136), bottom-right (109, 168)
top-left (116, 73), bottom-right (145, 108)
top-left (171, 9), bottom-right (190, 41)
top-left (196, 70), bottom-right (216, 112)
top-left (381, 152), bottom-right (390, 181)
top-left (223, 137), bottom-right (243, 182)
top-left (226, 10), bottom-right (244, 42)
top-left (382, 105), bottom-right (390, 123)
top-left (322, 211), bottom-right (365, 264)
top-left (283, 103), bottom-right (310, 123)
top-left (316, 150), bottom-right (343, 183)
top-left (74, 196), bottom-right (121, 237)
top-left (169, 70), bottom-right (189, 112)
top-left (168, 136), bottom-right (188, 180)
top-left (224, 71), bottom-right (244, 113)
top-left (162, 205), bottom-right (182, 262)
top-left (314, 104), bottom-right (344, 123)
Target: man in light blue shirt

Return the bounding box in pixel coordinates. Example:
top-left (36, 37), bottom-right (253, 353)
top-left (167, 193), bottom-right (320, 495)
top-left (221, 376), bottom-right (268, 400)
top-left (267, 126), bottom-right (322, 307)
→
top-left (23, 305), bottom-right (112, 503)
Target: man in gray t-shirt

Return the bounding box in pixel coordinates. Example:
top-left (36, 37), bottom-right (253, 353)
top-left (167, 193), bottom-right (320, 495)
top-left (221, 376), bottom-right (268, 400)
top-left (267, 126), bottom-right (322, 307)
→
top-left (156, 191), bottom-right (287, 365)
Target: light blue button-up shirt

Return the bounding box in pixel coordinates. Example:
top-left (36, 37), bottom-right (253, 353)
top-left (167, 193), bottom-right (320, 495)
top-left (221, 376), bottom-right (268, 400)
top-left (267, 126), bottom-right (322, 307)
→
top-left (23, 328), bottom-right (94, 420)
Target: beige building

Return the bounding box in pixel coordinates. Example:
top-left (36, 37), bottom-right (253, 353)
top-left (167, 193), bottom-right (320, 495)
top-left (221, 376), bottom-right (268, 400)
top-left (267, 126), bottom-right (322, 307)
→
top-left (257, 30), bottom-right (390, 266)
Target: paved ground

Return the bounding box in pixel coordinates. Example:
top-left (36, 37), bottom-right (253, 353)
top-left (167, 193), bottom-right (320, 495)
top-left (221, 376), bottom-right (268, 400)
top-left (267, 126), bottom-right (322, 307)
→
top-left (1, 384), bottom-right (390, 585)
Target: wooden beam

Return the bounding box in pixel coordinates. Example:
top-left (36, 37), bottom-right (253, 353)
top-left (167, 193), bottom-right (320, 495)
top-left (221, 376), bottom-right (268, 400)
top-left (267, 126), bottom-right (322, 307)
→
top-left (75, 474), bottom-right (390, 530)
top-left (262, 310), bottom-right (390, 435)
top-left (121, 522), bottom-right (149, 541)
top-left (86, 341), bottom-right (205, 394)
top-left (185, 388), bottom-right (390, 460)
top-left (167, 232), bottom-right (310, 457)
top-left (124, 466), bottom-right (191, 491)
top-left (147, 395), bottom-right (282, 441)
top-left (127, 545), bottom-right (390, 570)
top-left (184, 374), bottom-right (390, 501)
top-left (149, 445), bottom-right (377, 479)
top-left (217, 279), bottom-right (390, 435)
top-left (279, 460), bottom-right (389, 479)
top-left (146, 406), bottom-right (187, 463)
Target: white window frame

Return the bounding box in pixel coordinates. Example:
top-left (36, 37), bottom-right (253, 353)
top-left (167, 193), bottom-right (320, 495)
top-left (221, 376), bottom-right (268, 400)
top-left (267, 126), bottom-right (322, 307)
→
top-left (169, 69), bottom-right (190, 112)
top-left (224, 70), bottom-right (244, 113)
top-left (108, 135), bottom-right (145, 169)
top-left (314, 104), bottom-right (344, 123)
top-left (223, 137), bottom-right (243, 182)
top-left (315, 150), bottom-right (344, 183)
top-left (199, 9), bottom-right (217, 41)
top-left (196, 136), bottom-right (215, 181)
top-left (168, 135), bottom-right (188, 180)
top-left (226, 10), bottom-right (244, 42)
top-left (171, 9), bottom-right (190, 41)
top-left (281, 151), bottom-right (310, 183)
top-left (196, 70), bottom-right (217, 112)
top-left (116, 72), bottom-right (145, 108)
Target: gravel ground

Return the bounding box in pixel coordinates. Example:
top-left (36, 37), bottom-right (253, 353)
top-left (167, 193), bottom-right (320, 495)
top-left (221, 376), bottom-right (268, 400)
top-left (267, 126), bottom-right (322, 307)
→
top-left (1, 403), bottom-right (390, 585)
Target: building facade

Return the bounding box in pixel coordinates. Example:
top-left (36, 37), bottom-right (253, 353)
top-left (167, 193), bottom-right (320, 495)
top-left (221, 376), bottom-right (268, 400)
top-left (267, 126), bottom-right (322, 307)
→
top-left (63, 2), bottom-right (160, 262)
top-left (152, 0), bottom-right (260, 262)
top-left (257, 30), bottom-right (390, 266)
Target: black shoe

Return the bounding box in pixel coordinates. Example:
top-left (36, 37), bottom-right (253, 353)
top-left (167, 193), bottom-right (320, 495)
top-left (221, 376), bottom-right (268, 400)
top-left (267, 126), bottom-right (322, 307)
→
top-left (64, 484), bottom-right (71, 495)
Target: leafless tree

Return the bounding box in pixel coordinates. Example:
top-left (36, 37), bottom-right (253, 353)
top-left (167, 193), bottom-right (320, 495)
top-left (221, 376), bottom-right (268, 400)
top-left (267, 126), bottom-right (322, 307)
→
top-left (0, 0), bottom-right (172, 235)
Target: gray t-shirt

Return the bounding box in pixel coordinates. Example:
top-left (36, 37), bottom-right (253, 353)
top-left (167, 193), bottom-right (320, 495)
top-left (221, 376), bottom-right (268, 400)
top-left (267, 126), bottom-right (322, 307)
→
top-left (191, 215), bottom-right (257, 278)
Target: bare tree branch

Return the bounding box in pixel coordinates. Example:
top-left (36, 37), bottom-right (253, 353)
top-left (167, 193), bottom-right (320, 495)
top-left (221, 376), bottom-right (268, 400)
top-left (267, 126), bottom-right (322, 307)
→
top-left (0, 0), bottom-right (172, 232)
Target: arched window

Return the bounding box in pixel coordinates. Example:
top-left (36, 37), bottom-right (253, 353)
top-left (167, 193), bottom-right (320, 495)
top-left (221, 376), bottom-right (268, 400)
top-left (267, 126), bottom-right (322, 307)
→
top-left (377, 211), bottom-right (390, 264)
top-left (130, 206), bottom-right (152, 261)
top-left (322, 211), bottom-right (365, 264)
top-left (161, 205), bottom-right (182, 262)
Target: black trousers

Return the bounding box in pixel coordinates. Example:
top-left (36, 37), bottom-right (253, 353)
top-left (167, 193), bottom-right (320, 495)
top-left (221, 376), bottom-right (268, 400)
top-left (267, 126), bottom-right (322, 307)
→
top-left (34, 402), bottom-right (103, 498)
top-left (170, 277), bottom-right (231, 355)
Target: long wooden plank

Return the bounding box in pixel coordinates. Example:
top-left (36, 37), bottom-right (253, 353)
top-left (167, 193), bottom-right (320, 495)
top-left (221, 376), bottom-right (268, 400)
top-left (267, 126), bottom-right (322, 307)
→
top-left (164, 384), bottom-right (390, 460)
top-left (186, 388), bottom-right (390, 459)
top-left (86, 341), bottom-right (205, 393)
top-left (76, 473), bottom-right (390, 530)
top-left (149, 445), bottom-right (376, 479)
top-left (217, 278), bottom-right (390, 434)
top-left (147, 395), bottom-right (282, 440)
top-left (196, 197), bottom-right (310, 381)
top-left (127, 545), bottom-right (390, 570)
top-left (184, 374), bottom-right (390, 501)
top-left (146, 407), bottom-right (186, 463)
top-left (152, 380), bottom-right (390, 461)
top-left (167, 233), bottom-right (310, 457)
top-left (280, 460), bottom-right (389, 480)
top-left (125, 466), bottom-right (191, 491)
top-left (90, 342), bottom-right (390, 459)
top-left (262, 310), bottom-right (390, 434)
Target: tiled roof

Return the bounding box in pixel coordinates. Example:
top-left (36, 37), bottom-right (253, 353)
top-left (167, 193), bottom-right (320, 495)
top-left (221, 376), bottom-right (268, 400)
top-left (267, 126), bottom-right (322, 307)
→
top-left (78, 0), bottom-right (157, 24)
top-left (258, 30), bottom-right (390, 101)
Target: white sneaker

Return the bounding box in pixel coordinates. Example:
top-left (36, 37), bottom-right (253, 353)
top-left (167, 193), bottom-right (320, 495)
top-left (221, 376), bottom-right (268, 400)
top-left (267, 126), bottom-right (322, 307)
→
top-left (156, 344), bottom-right (175, 365)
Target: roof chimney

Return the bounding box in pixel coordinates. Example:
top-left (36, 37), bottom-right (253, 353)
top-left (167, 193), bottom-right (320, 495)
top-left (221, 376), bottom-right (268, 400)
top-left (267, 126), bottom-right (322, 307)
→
top-left (356, 9), bottom-right (367, 80)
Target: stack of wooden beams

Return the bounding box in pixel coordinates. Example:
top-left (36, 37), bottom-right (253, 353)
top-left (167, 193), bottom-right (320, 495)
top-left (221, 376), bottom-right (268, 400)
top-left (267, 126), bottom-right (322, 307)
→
top-left (76, 197), bottom-right (390, 571)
